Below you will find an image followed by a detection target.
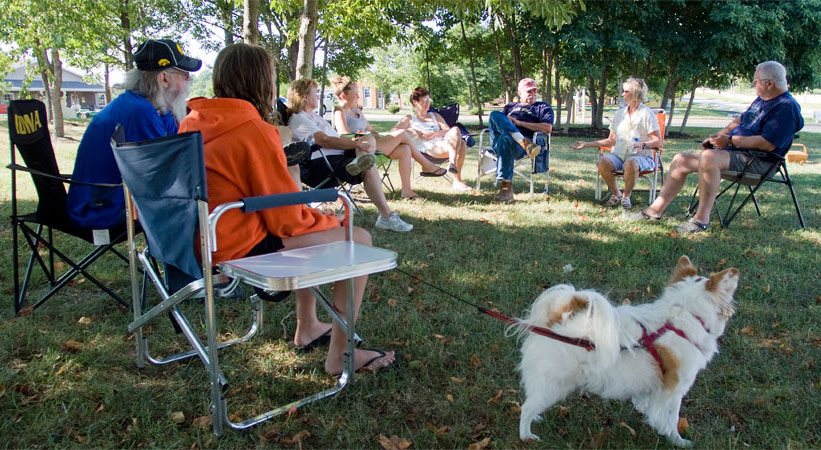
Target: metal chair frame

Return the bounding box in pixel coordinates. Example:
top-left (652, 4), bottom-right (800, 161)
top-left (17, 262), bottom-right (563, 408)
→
top-left (475, 130), bottom-right (551, 196)
top-left (114, 131), bottom-right (397, 436)
top-left (687, 150), bottom-right (805, 229)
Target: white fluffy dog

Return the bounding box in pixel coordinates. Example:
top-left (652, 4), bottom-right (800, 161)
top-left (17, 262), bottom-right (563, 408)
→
top-left (517, 256), bottom-right (738, 447)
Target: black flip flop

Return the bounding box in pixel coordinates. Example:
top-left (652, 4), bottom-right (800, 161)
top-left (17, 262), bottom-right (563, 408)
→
top-left (356, 348), bottom-right (403, 373)
top-left (447, 163), bottom-right (458, 174)
top-left (419, 167), bottom-right (447, 177)
top-left (291, 328), bottom-right (332, 353)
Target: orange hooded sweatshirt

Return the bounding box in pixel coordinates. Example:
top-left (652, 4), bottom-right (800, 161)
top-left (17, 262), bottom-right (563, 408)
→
top-left (180, 97), bottom-right (338, 264)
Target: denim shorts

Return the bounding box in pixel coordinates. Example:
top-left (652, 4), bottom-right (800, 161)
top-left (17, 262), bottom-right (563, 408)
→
top-left (728, 151), bottom-right (778, 175)
top-left (601, 153), bottom-right (656, 172)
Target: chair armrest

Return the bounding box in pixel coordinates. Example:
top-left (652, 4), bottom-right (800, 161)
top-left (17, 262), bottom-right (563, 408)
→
top-left (7, 163), bottom-right (122, 188)
top-left (241, 189), bottom-right (338, 213)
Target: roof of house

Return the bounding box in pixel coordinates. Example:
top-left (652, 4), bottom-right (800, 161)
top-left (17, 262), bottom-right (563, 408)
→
top-left (4, 65), bottom-right (104, 93)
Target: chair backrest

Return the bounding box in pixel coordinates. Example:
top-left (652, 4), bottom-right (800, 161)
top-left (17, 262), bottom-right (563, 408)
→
top-left (276, 98), bottom-right (291, 126)
top-left (654, 109), bottom-right (665, 147)
top-left (111, 127), bottom-right (207, 279)
top-left (430, 103), bottom-right (460, 128)
top-left (8, 99), bottom-right (69, 224)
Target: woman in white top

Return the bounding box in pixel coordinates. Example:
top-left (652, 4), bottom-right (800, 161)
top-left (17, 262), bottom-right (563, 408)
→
top-left (393, 87), bottom-right (471, 191)
top-left (331, 76), bottom-right (446, 200)
top-left (287, 78), bottom-right (413, 232)
top-left (570, 78), bottom-right (661, 209)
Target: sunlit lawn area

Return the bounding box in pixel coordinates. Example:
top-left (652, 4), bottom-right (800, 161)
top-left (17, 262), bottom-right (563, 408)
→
top-left (0, 118), bottom-right (819, 448)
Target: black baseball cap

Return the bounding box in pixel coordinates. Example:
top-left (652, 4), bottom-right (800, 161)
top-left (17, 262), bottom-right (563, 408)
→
top-left (133, 39), bottom-right (202, 72)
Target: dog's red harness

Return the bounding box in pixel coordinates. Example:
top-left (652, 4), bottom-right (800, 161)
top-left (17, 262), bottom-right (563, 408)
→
top-left (638, 316), bottom-right (708, 374)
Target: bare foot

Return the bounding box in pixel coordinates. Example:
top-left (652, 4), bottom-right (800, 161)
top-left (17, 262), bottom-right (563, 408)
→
top-left (293, 322), bottom-right (332, 348)
top-left (401, 191), bottom-right (420, 200)
top-left (325, 348), bottom-right (396, 375)
top-left (452, 181), bottom-right (472, 192)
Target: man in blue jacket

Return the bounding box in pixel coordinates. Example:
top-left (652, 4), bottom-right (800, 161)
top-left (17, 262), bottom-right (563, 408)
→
top-left (627, 61), bottom-right (804, 233)
top-left (66, 39), bottom-right (201, 231)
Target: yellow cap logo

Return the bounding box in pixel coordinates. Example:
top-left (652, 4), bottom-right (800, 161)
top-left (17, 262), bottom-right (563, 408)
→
top-left (158, 58), bottom-right (170, 67)
top-left (176, 43), bottom-right (183, 54)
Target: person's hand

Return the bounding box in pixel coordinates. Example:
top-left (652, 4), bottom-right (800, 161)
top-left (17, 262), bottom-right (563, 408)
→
top-left (509, 117), bottom-right (520, 127)
top-left (569, 141), bottom-right (586, 150)
top-left (410, 128), bottom-right (423, 138)
top-left (422, 131), bottom-right (436, 140)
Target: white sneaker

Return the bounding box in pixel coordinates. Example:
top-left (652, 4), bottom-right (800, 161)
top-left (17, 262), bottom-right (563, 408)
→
top-left (374, 212), bottom-right (413, 232)
top-left (345, 153), bottom-right (375, 176)
top-left (621, 195), bottom-right (632, 210)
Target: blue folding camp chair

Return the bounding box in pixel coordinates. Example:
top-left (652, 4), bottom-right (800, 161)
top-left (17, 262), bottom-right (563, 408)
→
top-left (475, 130), bottom-right (551, 196)
top-left (111, 127), bottom-right (397, 435)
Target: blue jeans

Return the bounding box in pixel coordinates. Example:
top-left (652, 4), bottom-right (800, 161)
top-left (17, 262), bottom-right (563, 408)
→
top-left (489, 111), bottom-right (527, 181)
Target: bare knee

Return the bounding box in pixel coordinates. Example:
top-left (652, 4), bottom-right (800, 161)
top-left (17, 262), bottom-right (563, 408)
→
top-left (623, 159), bottom-right (639, 174)
top-left (598, 158), bottom-right (615, 173)
top-left (698, 149), bottom-right (721, 169)
top-left (353, 226), bottom-right (372, 246)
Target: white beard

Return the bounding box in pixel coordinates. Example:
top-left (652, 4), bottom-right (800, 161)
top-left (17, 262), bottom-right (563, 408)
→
top-left (155, 83), bottom-right (190, 124)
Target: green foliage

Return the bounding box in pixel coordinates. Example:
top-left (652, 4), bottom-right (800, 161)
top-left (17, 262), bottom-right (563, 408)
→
top-left (188, 67), bottom-right (213, 98)
top-left (388, 104), bottom-right (400, 114)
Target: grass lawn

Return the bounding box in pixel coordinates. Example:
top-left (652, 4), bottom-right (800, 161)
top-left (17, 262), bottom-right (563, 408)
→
top-left (1, 118), bottom-right (819, 448)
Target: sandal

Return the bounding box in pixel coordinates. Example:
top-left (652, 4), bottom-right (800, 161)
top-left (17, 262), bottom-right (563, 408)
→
top-left (673, 218), bottom-right (710, 234)
top-left (447, 163), bottom-right (458, 174)
top-left (604, 194), bottom-right (622, 206)
top-left (419, 167), bottom-right (447, 177)
top-left (623, 209), bottom-right (662, 222)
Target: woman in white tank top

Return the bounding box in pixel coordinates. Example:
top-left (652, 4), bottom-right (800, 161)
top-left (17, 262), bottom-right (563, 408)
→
top-left (392, 87), bottom-right (470, 191)
top-left (332, 76), bottom-right (446, 200)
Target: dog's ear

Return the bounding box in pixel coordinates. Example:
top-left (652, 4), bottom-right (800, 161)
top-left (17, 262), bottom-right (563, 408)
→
top-left (706, 268), bottom-right (740, 296)
top-left (670, 255), bottom-right (698, 284)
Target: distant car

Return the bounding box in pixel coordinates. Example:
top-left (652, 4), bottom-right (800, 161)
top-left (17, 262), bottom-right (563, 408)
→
top-left (319, 92), bottom-right (335, 116)
top-left (0, 103), bottom-right (8, 114)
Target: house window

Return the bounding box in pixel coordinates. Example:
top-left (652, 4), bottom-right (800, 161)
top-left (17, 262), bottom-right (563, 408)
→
top-left (3, 94), bottom-right (11, 103)
top-left (96, 93), bottom-right (106, 107)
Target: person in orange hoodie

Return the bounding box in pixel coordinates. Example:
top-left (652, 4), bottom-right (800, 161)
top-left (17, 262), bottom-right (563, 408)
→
top-left (180, 43), bottom-right (396, 375)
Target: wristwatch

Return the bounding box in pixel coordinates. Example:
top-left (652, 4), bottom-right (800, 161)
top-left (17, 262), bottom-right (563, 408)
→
top-left (727, 135), bottom-right (735, 148)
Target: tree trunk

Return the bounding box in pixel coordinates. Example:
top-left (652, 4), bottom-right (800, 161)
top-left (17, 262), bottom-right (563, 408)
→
top-left (540, 47), bottom-right (551, 104)
top-left (554, 67), bottom-right (562, 125)
top-left (319, 38), bottom-right (329, 114)
top-left (243, 0), bottom-right (259, 44)
top-left (216, 0), bottom-right (234, 46)
top-left (595, 64), bottom-right (607, 128)
top-left (460, 18), bottom-right (483, 126)
top-left (104, 62), bottom-right (112, 103)
top-left (34, 47), bottom-right (53, 121)
top-left (659, 65), bottom-right (680, 110)
top-left (564, 88), bottom-right (574, 132)
top-left (586, 75), bottom-right (597, 127)
top-left (424, 48), bottom-right (432, 93)
top-left (295, 0), bottom-right (318, 80)
top-left (489, 14), bottom-right (511, 102)
top-left (679, 78), bottom-right (698, 133)
top-left (666, 97), bottom-right (675, 138)
top-left (50, 48), bottom-right (64, 138)
top-left (502, 13), bottom-right (522, 85)
top-left (120, 0), bottom-right (134, 70)
top-left (642, 57), bottom-right (651, 80)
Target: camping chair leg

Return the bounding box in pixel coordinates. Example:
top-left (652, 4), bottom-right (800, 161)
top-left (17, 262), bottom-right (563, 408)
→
top-left (12, 218), bottom-right (21, 313)
top-left (782, 164), bottom-right (806, 228)
top-left (310, 286), bottom-right (363, 345)
top-left (749, 186), bottom-right (762, 216)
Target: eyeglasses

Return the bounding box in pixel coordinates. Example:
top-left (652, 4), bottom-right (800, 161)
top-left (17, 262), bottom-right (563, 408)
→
top-left (168, 68), bottom-right (190, 80)
top-left (752, 78), bottom-right (771, 87)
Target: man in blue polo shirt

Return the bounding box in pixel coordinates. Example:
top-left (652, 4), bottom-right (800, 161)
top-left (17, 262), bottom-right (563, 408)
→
top-left (489, 78), bottom-right (554, 203)
top-left (66, 39), bottom-right (201, 230)
top-left (627, 61), bottom-right (803, 233)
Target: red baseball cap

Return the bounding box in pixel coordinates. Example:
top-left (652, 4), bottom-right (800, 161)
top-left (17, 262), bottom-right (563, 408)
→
top-left (518, 78), bottom-right (538, 91)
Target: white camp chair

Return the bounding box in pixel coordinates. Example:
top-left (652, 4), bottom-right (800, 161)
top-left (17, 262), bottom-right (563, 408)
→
top-left (475, 130), bottom-right (550, 196)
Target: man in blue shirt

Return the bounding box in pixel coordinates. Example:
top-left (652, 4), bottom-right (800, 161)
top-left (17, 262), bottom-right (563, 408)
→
top-left (489, 78), bottom-right (554, 203)
top-left (627, 61), bottom-right (803, 233)
top-left (66, 39), bottom-right (201, 229)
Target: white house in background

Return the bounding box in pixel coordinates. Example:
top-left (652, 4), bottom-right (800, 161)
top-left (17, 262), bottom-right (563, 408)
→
top-left (2, 66), bottom-right (107, 111)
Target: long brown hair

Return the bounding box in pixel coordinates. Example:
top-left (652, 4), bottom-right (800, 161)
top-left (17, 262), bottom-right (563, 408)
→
top-left (286, 78), bottom-right (318, 115)
top-left (213, 43), bottom-right (278, 124)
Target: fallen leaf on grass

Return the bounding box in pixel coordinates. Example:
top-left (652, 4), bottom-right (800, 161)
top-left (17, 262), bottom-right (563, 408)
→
top-left (450, 377), bottom-right (462, 384)
top-left (677, 417), bottom-right (690, 434)
top-left (740, 327), bottom-right (755, 336)
top-left (557, 405), bottom-right (569, 418)
top-left (487, 390), bottom-right (503, 403)
top-left (763, 284), bottom-right (770, 293)
top-left (287, 405), bottom-right (298, 418)
top-left (17, 307), bottom-right (34, 318)
top-left (468, 437), bottom-right (491, 450)
top-left (509, 403), bottom-right (521, 414)
top-left (261, 427), bottom-right (280, 443)
top-left (618, 421), bottom-right (637, 438)
top-left (192, 415), bottom-right (212, 429)
top-left (753, 398), bottom-right (766, 406)
top-left (96, 403), bottom-right (104, 413)
top-left (61, 340), bottom-right (83, 353)
top-left (282, 430), bottom-right (310, 449)
top-left (446, 394), bottom-right (454, 402)
top-left (170, 411), bottom-right (185, 424)
top-left (590, 431), bottom-right (608, 448)
top-left (387, 298), bottom-right (397, 307)
top-left (470, 355), bottom-right (482, 367)
top-left (78, 316), bottom-right (92, 325)
top-left (377, 434), bottom-right (411, 450)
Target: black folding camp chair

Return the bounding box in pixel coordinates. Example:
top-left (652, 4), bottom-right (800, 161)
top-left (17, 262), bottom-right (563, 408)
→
top-left (687, 149), bottom-right (805, 229)
top-left (111, 128), bottom-right (397, 435)
top-left (7, 99), bottom-right (130, 313)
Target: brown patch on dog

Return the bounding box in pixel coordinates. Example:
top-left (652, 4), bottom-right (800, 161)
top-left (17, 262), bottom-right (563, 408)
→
top-left (546, 295), bottom-right (589, 326)
top-left (670, 255), bottom-right (697, 284)
top-left (706, 268), bottom-right (739, 293)
top-left (655, 345), bottom-right (680, 390)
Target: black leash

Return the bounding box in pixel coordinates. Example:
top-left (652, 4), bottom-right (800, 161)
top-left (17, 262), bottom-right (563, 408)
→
top-left (394, 267), bottom-right (595, 351)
